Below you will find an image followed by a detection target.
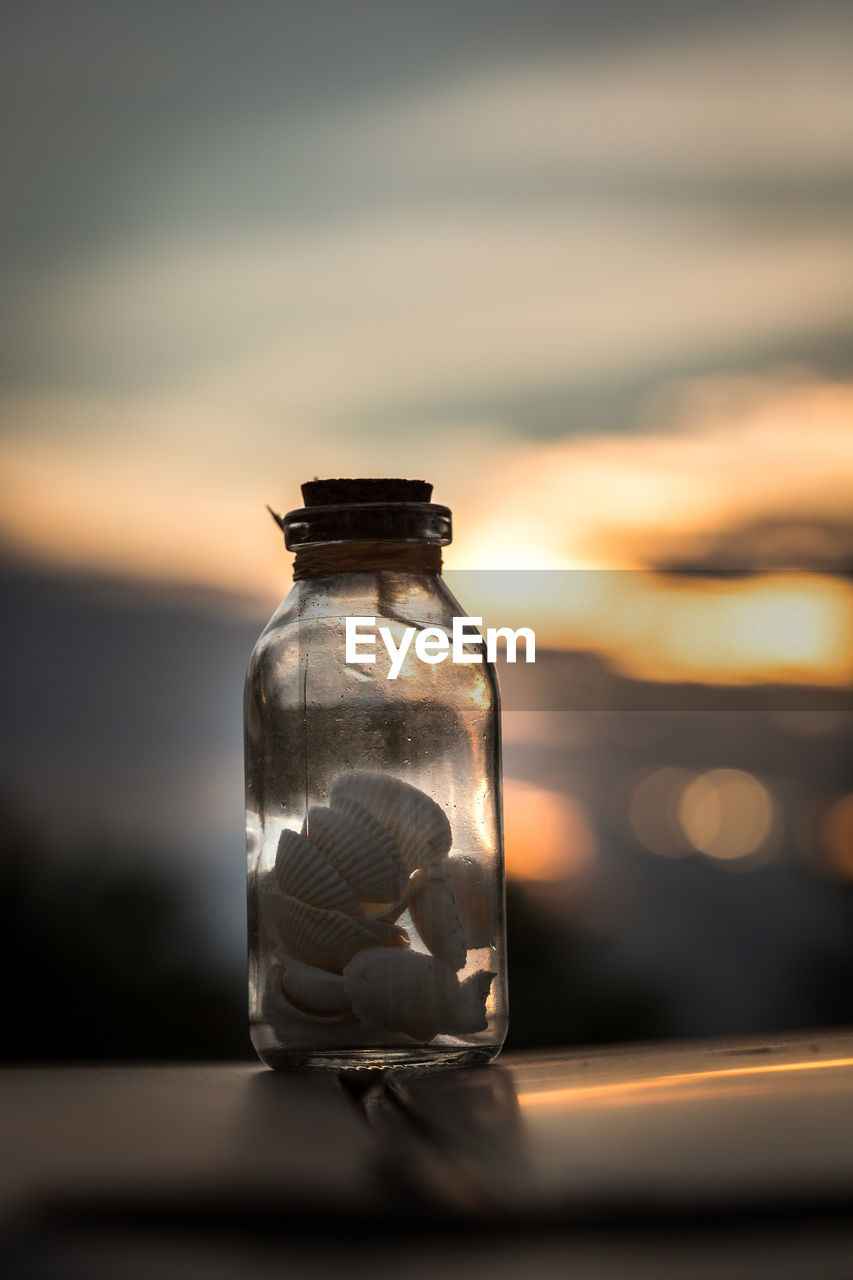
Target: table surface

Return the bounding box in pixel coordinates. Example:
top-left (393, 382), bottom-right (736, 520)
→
top-left (3, 1029), bottom-right (853, 1278)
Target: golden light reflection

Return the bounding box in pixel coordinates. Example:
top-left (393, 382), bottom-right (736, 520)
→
top-left (453, 378), bottom-right (853, 578)
top-left (720, 577), bottom-right (851, 674)
top-left (465, 660), bottom-right (494, 712)
top-left (459, 570), bottom-right (853, 688)
top-left (471, 778), bottom-right (491, 849)
top-left (518, 1056), bottom-right (853, 1110)
top-left (648, 574), bottom-right (853, 681)
top-left (819, 793), bottom-right (853, 879)
top-left (503, 778), bottom-right (596, 881)
top-left (678, 768), bottom-right (774, 861)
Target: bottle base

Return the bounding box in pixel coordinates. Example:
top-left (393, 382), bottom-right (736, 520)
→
top-left (255, 1043), bottom-right (503, 1072)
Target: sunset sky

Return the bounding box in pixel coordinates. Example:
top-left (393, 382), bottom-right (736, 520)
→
top-left (1, 1), bottom-right (851, 676)
top-left (1, 4), bottom-right (852, 1048)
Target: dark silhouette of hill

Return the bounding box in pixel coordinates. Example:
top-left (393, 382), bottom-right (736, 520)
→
top-left (1, 549), bottom-right (852, 1058)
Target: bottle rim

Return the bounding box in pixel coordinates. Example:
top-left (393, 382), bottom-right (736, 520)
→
top-left (281, 501), bottom-right (452, 550)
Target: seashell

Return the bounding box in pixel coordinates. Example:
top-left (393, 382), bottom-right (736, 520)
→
top-left (456, 969), bottom-right (495, 1034)
top-left (343, 947), bottom-right (492, 1042)
top-left (304, 802), bottom-right (409, 905)
top-left (409, 864), bottom-right (468, 971)
top-left (262, 958), bottom-right (351, 1024)
top-left (280, 961), bottom-right (350, 1016)
top-left (343, 947), bottom-right (459, 1041)
top-left (360, 889), bottom-right (410, 924)
top-left (331, 772), bottom-right (452, 872)
top-left (263, 891), bottom-right (406, 972)
top-left (274, 828), bottom-right (363, 916)
top-left (447, 855), bottom-right (492, 950)
top-left (362, 913), bottom-right (411, 947)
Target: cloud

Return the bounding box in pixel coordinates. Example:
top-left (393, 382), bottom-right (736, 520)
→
top-left (0, 389), bottom-right (510, 603)
top-left (1, 374), bottom-right (851, 600)
top-left (450, 375), bottom-right (853, 569)
top-left (4, 7), bottom-right (853, 416)
top-left (2, 9), bottom-right (852, 602)
top-left (8, 204), bottom-right (853, 438)
top-left (331, 13), bottom-right (853, 188)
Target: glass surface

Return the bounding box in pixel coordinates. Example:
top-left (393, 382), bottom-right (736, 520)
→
top-left (245, 569), bottom-right (508, 1070)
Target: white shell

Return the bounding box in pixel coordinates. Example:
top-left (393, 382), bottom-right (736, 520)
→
top-left (456, 969), bottom-right (495, 1034)
top-left (360, 888), bottom-right (410, 924)
top-left (409, 864), bottom-right (468, 971)
top-left (274, 828), bottom-right (363, 916)
top-left (331, 773), bottom-right (452, 872)
top-left (263, 891), bottom-right (405, 972)
top-left (262, 960), bottom-right (351, 1024)
top-left (280, 961), bottom-right (350, 1016)
top-left (362, 913), bottom-right (411, 947)
top-left (304, 802), bottom-right (409, 905)
top-left (343, 946), bottom-right (491, 1041)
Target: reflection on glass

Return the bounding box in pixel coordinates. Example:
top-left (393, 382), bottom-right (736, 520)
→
top-left (629, 767), bottom-right (696, 858)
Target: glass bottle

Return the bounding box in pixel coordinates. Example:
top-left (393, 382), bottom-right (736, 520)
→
top-left (244, 478), bottom-right (508, 1070)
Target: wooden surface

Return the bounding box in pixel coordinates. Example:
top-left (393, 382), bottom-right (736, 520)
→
top-left (2, 1030), bottom-right (853, 1277)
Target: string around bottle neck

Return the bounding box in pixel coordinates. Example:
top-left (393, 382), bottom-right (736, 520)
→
top-left (292, 541), bottom-right (443, 581)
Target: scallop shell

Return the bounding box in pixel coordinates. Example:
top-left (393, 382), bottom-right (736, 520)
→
top-left (274, 828), bottom-right (363, 916)
top-left (263, 891), bottom-right (405, 972)
top-left (331, 772), bottom-right (452, 872)
top-left (359, 889), bottom-right (410, 924)
top-left (304, 802), bottom-right (409, 905)
top-left (343, 946), bottom-right (490, 1041)
top-left (409, 864), bottom-right (468, 971)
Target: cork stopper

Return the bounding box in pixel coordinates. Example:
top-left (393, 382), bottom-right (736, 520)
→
top-left (301, 478), bottom-right (433, 506)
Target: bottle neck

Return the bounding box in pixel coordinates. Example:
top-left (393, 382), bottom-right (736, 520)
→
top-left (292, 540), bottom-right (443, 581)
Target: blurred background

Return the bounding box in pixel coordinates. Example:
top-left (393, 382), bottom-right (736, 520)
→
top-left (1, 0), bottom-right (851, 1060)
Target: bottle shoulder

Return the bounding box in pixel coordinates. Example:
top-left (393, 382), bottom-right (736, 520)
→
top-left (245, 573), bottom-right (500, 707)
top-left (250, 573), bottom-right (473, 650)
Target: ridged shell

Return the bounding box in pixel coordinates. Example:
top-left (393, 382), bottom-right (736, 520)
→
top-left (263, 891), bottom-right (405, 972)
top-left (409, 864), bottom-right (468, 971)
top-left (360, 889), bottom-right (410, 924)
top-left (331, 773), bottom-right (452, 872)
top-left (343, 947), bottom-right (491, 1041)
top-left (274, 828), bottom-right (363, 916)
top-left (304, 802), bottom-right (409, 904)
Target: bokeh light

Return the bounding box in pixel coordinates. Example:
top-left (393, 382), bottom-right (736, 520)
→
top-left (629, 767), bottom-right (696, 858)
top-left (819, 793), bottom-right (853, 880)
top-left (503, 778), bottom-right (596, 882)
top-left (678, 768), bottom-right (774, 863)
